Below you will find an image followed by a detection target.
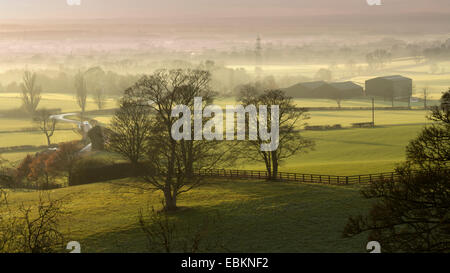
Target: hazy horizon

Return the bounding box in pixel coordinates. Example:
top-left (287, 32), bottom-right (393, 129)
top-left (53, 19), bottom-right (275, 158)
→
top-left (1, 0), bottom-right (450, 20)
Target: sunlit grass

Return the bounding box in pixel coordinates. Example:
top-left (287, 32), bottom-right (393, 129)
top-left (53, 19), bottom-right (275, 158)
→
top-left (0, 130), bottom-right (80, 148)
top-left (0, 92), bottom-right (118, 112)
top-left (4, 179), bottom-right (371, 253)
top-left (236, 124), bottom-right (423, 175)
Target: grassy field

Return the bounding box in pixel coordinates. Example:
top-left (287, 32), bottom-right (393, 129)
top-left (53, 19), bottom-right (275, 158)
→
top-left (235, 124), bottom-right (423, 175)
top-left (0, 93), bottom-right (118, 112)
top-left (0, 131), bottom-right (79, 148)
top-left (0, 54), bottom-right (448, 254)
top-left (89, 107), bottom-right (429, 175)
top-left (307, 110), bottom-right (429, 127)
top-left (0, 99), bottom-right (429, 173)
top-left (4, 179), bottom-right (371, 253)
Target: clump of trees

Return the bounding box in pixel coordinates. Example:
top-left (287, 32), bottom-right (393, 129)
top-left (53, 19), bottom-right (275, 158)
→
top-left (15, 141), bottom-right (83, 188)
top-left (109, 69), bottom-right (232, 211)
top-left (366, 49), bottom-right (392, 70)
top-left (343, 89), bottom-right (450, 253)
top-left (45, 141), bottom-right (83, 185)
top-left (314, 68), bottom-right (332, 82)
top-left (16, 153), bottom-right (56, 189)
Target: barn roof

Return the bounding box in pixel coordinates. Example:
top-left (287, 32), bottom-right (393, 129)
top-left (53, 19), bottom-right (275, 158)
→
top-left (285, 81), bottom-right (326, 91)
top-left (367, 75), bottom-right (412, 82)
top-left (329, 81), bottom-right (363, 90)
top-left (300, 81), bottom-right (327, 89)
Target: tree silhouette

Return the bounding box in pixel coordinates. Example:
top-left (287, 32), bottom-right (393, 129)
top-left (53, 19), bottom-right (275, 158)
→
top-left (238, 87), bottom-right (314, 180)
top-left (20, 71), bottom-right (41, 116)
top-left (33, 109), bottom-right (58, 146)
top-left (343, 89), bottom-right (450, 253)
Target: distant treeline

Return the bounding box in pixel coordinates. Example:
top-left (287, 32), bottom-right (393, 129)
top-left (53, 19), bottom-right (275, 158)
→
top-left (0, 68), bottom-right (140, 96)
top-left (0, 61), bottom-right (255, 96)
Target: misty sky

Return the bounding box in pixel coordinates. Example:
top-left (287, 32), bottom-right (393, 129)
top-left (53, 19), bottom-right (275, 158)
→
top-left (0, 0), bottom-right (449, 20)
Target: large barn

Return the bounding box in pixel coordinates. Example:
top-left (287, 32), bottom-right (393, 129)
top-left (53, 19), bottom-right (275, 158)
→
top-left (365, 75), bottom-right (413, 103)
top-left (314, 81), bottom-right (364, 99)
top-left (283, 81), bottom-right (327, 98)
top-left (283, 81), bottom-right (363, 102)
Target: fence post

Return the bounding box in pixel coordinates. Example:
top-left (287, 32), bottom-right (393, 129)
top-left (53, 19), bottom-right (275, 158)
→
top-left (346, 176), bottom-right (349, 185)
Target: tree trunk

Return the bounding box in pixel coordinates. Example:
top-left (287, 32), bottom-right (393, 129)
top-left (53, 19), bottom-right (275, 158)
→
top-left (263, 153), bottom-right (272, 180)
top-left (164, 135), bottom-right (178, 211)
top-left (45, 172), bottom-right (50, 189)
top-left (68, 171), bottom-right (72, 186)
top-left (164, 188), bottom-right (177, 211)
top-left (46, 134), bottom-right (51, 146)
top-left (271, 151), bottom-right (278, 181)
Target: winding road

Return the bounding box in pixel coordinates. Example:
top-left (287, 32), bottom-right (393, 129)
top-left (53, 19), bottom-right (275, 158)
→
top-left (50, 113), bottom-right (93, 152)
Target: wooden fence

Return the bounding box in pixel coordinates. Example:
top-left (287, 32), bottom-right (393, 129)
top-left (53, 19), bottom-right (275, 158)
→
top-left (193, 169), bottom-right (401, 185)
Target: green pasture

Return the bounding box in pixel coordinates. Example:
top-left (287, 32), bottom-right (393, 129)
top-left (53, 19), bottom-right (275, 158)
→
top-left (74, 109), bottom-right (430, 175)
top-left (236, 124), bottom-right (424, 175)
top-left (307, 110), bottom-right (429, 127)
top-left (4, 179), bottom-right (370, 253)
top-left (0, 151), bottom-right (36, 164)
top-left (0, 93), bottom-right (118, 112)
top-left (0, 89), bottom-right (432, 175)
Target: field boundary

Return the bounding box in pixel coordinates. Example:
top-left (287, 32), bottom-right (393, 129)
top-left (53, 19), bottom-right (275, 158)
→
top-left (305, 106), bottom-right (427, 111)
top-left (194, 168), bottom-right (400, 185)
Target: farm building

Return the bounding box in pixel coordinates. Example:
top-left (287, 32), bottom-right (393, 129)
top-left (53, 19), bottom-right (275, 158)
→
top-left (365, 75), bottom-right (413, 105)
top-left (314, 81), bottom-right (364, 99)
top-left (284, 80), bottom-right (363, 107)
top-left (283, 81), bottom-right (327, 98)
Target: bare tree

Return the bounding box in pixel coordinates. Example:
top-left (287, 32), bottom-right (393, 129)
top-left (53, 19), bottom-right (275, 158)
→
top-left (0, 192), bottom-right (67, 253)
top-left (121, 69), bottom-right (230, 211)
top-left (366, 49), bottom-right (392, 70)
top-left (108, 100), bottom-right (154, 165)
top-left (20, 71), bottom-right (41, 116)
top-left (74, 71), bottom-right (87, 119)
top-left (423, 86), bottom-right (428, 109)
top-left (138, 205), bottom-right (225, 253)
top-left (238, 87), bottom-right (314, 180)
top-left (34, 109), bottom-right (58, 146)
top-left (93, 88), bottom-right (106, 110)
